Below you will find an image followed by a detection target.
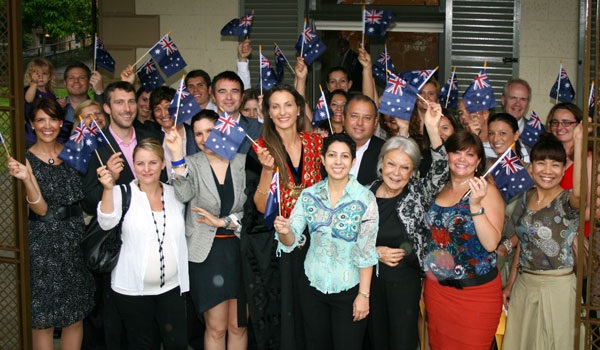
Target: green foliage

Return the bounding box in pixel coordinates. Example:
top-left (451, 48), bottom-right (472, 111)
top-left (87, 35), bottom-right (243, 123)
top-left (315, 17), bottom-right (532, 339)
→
top-left (22, 0), bottom-right (93, 40)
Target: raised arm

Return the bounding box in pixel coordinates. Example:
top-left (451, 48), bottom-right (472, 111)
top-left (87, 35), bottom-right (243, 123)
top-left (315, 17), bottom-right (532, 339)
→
top-left (468, 177), bottom-right (505, 252)
top-left (570, 124), bottom-right (583, 208)
top-left (7, 155), bottom-right (47, 215)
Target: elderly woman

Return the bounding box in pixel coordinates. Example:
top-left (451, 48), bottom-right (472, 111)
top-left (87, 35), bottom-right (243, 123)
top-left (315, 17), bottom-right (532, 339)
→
top-left (166, 110), bottom-right (248, 349)
top-left (74, 99), bottom-right (107, 130)
top-left (275, 133), bottom-right (378, 350)
top-left (366, 102), bottom-right (447, 349)
top-left (8, 98), bottom-right (95, 350)
top-left (423, 130), bottom-right (505, 349)
top-left (97, 138), bottom-right (188, 349)
top-left (502, 130), bottom-right (583, 350)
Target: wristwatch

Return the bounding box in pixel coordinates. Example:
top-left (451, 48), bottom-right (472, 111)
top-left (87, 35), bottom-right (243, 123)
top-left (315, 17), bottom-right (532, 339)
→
top-left (470, 207), bottom-right (485, 216)
top-left (222, 216), bottom-right (232, 229)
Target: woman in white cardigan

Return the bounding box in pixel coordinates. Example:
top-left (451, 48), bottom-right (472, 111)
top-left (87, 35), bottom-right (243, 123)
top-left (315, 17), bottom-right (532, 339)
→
top-left (166, 110), bottom-right (247, 350)
top-left (97, 138), bottom-right (188, 350)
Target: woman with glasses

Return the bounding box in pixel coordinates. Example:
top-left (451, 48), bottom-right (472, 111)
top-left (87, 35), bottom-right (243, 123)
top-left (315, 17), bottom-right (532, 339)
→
top-left (545, 102), bottom-right (591, 238)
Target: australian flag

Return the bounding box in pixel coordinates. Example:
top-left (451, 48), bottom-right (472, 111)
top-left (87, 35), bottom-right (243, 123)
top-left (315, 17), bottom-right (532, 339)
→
top-left (490, 148), bottom-right (534, 202)
top-left (257, 53), bottom-right (280, 91)
top-left (364, 8), bottom-right (395, 36)
top-left (400, 68), bottom-right (437, 89)
top-left (168, 85), bottom-right (202, 126)
top-left (95, 37), bottom-right (115, 72)
top-left (439, 73), bottom-right (459, 109)
top-left (462, 68), bottom-right (497, 113)
top-left (220, 13), bottom-right (254, 37)
top-left (137, 58), bottom-right (165, 92)
top-left (295, 26), bottom-right (327, 66)
top-left (204, 113), bottom-right (247, 161)
top-left (313, 92), bottom-right (331, 126)
top-left (264, 170), bottom-right (280, 229)
top-left (378, 72), bottom-right (419, 121)
top-left (150, 34), bottom-right (187, 77)
top-left (58, 120), bottom-right (104, 174)
top-left (372, 50), bottom-right (396, 84)
top-left (549, 65), bottom-right (575, 103)
top-left (520, 110), bottom-right (545, 148)
top-left (274, 43), bottom-right (289, 80)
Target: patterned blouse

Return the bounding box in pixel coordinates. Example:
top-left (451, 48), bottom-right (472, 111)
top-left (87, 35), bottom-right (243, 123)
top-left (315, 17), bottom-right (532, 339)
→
top-left (256, 131), bottom-right (323, 218)
top-left (277, 176), bottom-right (379, 293)
top-left (423, 198), bottom-right (497, 280)
top-left (510, 190), bottom-right (579, 270)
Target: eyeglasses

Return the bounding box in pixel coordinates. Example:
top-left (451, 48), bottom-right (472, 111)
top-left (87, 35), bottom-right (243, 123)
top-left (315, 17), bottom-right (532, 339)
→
top-left (549, 120), bottom-right (578, 128)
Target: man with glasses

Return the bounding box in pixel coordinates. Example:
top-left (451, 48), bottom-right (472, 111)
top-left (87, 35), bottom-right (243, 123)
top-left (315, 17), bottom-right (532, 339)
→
top-left (501, 78), bottom-right (533, 156)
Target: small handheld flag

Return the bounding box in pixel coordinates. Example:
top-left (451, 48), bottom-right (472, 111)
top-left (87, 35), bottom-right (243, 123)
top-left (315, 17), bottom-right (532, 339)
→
top-left (150, 34), bottom-right (187, 77)
top-left (372, 46), bottom-right (396, 84)
top-left (462, 67), bottom-right (497, 113)
top-left (257, 47), bottom-right (279, 93)
top-left (274, 42), bottom-right (294, 80)
top-left (0, 130), bottom-right (10, 155)
top-left (363, 8), bottom-right (395, 37)
top-left (295, 21), bottom-right (327, 66)
top-left (204, 112), bottom-right (248, 160)
top-left (439, 68), bottom-right (459, 109)
top-left (549, 64), bottom-right (575, 103)
top-left (588, 81), bottom-right (595, 118)
top-left (264, 169), bottom-right (280, 228)
top-left (520, 110), bottom-right (545, 148)
top-left (95, 35), bottom-right (116, 72)
top-left (168, 78), bottom-right (202, 126)
top-left (490, 148), bottom-right (534, 202)
top-left (220, 13), bottom-right (254, 37)
top-left (399, 67), bottom-right (438, 89)
top-left (378, 71), bottom-right (419, 121)
top-left (313, 85), bottom-right (333, 131)
top-left (136, 58), bottom-right (165, 92)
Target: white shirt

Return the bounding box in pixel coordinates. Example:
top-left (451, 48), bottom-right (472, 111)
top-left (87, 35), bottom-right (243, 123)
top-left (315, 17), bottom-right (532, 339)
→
top-left (97, 182), bottom-right (189, 296)
top-left (350, 138), bottom-right (371, 178)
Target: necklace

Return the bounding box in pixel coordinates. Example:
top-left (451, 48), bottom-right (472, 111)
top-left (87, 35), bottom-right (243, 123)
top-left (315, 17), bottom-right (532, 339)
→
top-left (35, 143), bottom-right (57, 164)
top-left (149, 185), bottom-right (167, 288)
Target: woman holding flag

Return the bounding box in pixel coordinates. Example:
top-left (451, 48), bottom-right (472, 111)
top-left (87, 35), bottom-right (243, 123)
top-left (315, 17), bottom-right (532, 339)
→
top-left (422, 129), bottom-right (505, 349)
top-left (7, 97), bottom-right (95, 350)
top-left (502, 128), bottom-right (583, 350)
top-left (274, 132), bottom-right (378, 350)
top-left (165, 109), bottom-right (248, 350)
top-left (242, 84), bottom-right (323, 349)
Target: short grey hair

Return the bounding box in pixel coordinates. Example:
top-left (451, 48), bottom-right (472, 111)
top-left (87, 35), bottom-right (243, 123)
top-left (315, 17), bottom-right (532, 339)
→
top-left (502, 78), bottom-right (532, 100)
top-left (377, 136), bottom-right (422, 177)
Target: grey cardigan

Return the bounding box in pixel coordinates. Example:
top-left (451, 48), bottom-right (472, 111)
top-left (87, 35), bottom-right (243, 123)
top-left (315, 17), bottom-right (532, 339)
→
top-left (173, 152), bottom-right (247, 263)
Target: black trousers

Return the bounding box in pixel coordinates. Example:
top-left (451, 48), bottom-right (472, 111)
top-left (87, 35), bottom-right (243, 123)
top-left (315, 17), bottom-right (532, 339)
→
top-left (111, 286), bottom-right (187, 350)
top-left (300, 283), bottom-right (367, 350)
top-left (368, 268), bottom-right (421, 350)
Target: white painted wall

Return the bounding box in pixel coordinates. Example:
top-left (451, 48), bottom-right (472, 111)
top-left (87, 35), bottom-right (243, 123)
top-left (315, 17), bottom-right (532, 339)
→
top-left (136, 0), bottom-right (242, 85)
top-left (519, 0), bottom-right (580, 121)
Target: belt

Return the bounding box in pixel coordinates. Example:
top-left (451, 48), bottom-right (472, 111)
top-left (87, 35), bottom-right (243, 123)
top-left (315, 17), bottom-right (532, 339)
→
top-left (438, 268), bottom-right (498, 289)
top-left (215, 233), bottom-right (236, 239)
top-left (519, 267), bottom-right (573, 276)
top-left (29, 205), bottom-right (82, 222)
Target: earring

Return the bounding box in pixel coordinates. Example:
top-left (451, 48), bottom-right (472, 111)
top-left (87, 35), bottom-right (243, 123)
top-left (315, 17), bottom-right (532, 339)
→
top-left (60, 124), bottom-right (63, 127)
top-left (31, 127), bottom-right (35, 130)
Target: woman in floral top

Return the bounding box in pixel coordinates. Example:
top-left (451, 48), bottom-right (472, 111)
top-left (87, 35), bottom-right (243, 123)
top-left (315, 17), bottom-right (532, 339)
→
top-left (276, 133), bottom-right (378, 350)
top-left (503, 129), bottom-right (583, 350)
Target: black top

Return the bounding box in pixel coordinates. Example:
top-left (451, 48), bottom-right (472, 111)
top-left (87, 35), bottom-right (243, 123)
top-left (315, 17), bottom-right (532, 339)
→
top-left (373, 183), bottom-right (419, 281)
top-left (211, 164), bottom-right (234, 235)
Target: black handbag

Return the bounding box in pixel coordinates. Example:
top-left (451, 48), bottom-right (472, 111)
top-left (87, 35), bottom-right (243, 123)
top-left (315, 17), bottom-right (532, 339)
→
top-left (81, 184), bottom-right (132, 273)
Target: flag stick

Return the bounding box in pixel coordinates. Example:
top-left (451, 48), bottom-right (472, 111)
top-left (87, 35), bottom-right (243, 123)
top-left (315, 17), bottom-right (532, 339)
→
top-left (0, 131), bottom-right (10, 155)
top-left (319, 84), bottom-right (333, 133)
top-left (274, 42), bottom-right (296, 74)
top-left (131, 32), bottom-right (171, 68)
top-left (259, 45), bottom-right (263, 96)
top-left (300, 19), bottom-right (307, 58)
top-left (460, 143), bottom-right (515, 201)
top-left (361, 6), bottom-right (366, 48)
top-left (384, 43), bottom-right (389, 82)
top-left (555, 62), bottom-right (563, 105)
top-left (173, 75), bottom-right (185, 126)
top-left (444, 67), bottom-right (456, 109)
top-left (417, 94), bottom-right (446, 118)
top-left (276, 167), bottom-right (282, 216)
top-left (93, 34), bottom-right (97, 72)
top-left (88, 115), bottom-right (117, 154)
top-left (245, 134), bottom-right (261, 149)
top-left (94, 150), bottom-right (104, 167)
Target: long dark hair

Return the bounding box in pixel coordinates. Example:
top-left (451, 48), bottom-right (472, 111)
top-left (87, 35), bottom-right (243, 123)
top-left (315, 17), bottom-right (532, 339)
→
top-left (261, 84), bottom-right (306, 187)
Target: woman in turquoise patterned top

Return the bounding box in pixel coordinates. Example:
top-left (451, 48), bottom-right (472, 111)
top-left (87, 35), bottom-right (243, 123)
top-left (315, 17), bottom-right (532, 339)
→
top-left (422, 130), bottom-right (505, 350)
top-left (502, 129), bottom-right (583, 350)
top-left (275, 133), bottom-right (378, 350)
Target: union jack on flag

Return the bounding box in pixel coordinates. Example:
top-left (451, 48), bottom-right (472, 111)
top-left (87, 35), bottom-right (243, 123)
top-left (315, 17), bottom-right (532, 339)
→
top-left (137, 58), bottom-right (165, 92)
top-left (520, 110), bottom-right (545, 148)
top-left (302, 26), bottom-right (317, 44)
top-left (473, 71), bottom-right (491, 90)
top-left (215, 114), bottom-right (237, 135)
top-left (87, 122), bottom-right (99, 137)
top-left (220, 13), bottom-right (254, 37)
top-left (260, 54), bottom-right (271, 68)
top-left (363, 8), bottom-right (395, 36)
top-left (364, 9), bottom-right (383, 24)
top-left (438, 72), bottom-right (459, 109)
top-left (71, 122), bottom-right (86, 143)
top-left (175, 85), bottom-right (190, 100)
top-left (549, 64), bottom-right (575, 103)
top-left (527, 110), bottom-right (541, 128)
top-left (385, 76), bottom-right (406, 95)
top-left (377, 51), bottom-right (391, 65)
top-left (158, 36), bottom-right (178, 55)
top-left (149, 34), bottom-right (187, 77)
top-left (143, 59), bottom-right (157, 74)
top-left (500, 153), bottom-right (524, 175)
top-left (313, 91), bottom-right (330, 126)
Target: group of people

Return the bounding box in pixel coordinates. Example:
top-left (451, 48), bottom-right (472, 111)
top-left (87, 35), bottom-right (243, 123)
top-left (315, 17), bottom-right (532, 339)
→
top-left (8, 39), bottom-right (591, 350)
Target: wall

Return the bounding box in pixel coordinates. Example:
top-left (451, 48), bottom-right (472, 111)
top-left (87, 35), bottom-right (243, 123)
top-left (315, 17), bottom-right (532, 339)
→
top-left (519, 0), bottom-right (580, 121)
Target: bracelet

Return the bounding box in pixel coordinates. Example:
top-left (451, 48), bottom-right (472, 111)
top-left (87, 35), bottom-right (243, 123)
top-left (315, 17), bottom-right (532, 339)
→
top-left (502, 239), bottom-right (513, 255)
top-left (470, 207), bottom-right (485, 216)
top-left (358, 291), bottom-right (370, 298)
top-left (26, 192), bottom-right (42, 205)
top-left (256, 187), bottom-right (269, 195)
top-left (172, 163), bottom-right (187, 169)
top-left (171, 158), bottom-right (185, 167)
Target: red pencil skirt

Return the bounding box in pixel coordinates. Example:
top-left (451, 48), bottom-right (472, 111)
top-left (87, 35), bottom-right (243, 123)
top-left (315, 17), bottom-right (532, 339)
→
top-left (424, 271), bottom-right (502, 350)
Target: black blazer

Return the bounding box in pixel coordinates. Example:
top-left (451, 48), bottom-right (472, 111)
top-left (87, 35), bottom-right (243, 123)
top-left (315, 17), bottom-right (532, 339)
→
top-left (356, 135), bottom-right (385, 186)
top-left (238, 115), bottom-right (262, 154)
top-left (81, 126), bottom-right (167, 214)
